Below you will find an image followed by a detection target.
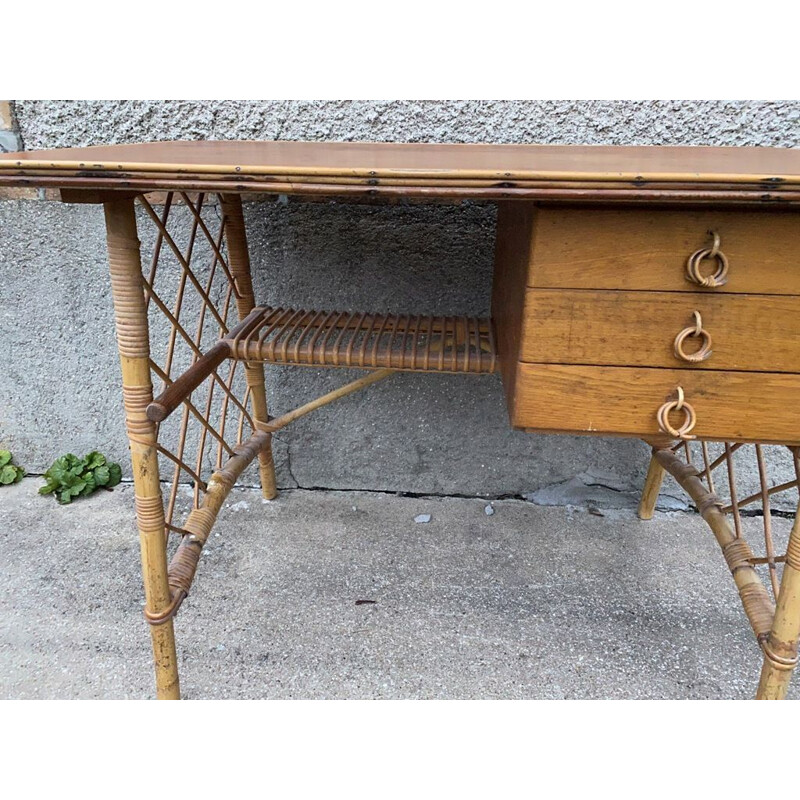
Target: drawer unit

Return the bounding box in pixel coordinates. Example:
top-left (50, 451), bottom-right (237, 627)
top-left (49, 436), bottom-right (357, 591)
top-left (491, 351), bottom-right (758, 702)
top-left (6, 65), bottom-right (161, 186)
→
top-left (513, 365), bottom-right (800, 445)
top-left (492, 203), bottom-right (800, 443)
top-left (521, 290), bottom-right (800, 373)
top-left (527, 206), bottom-right (800, 295)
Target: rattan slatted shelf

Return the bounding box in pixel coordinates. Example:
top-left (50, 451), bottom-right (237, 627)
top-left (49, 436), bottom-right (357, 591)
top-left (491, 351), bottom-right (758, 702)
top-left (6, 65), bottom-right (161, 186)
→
top-left (145, 308), bottom-right (497, 424)
top-left (228, 308), bottom-right (498, 373)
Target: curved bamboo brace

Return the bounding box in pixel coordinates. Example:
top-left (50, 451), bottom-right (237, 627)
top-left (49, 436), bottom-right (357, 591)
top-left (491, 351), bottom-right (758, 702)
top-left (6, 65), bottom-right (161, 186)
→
top-left (159, 432), bottom-right (271, 616)
top-left (150, 369), bottom-right (395, 621)
top-left (653, 448), bottom-right (775, 644)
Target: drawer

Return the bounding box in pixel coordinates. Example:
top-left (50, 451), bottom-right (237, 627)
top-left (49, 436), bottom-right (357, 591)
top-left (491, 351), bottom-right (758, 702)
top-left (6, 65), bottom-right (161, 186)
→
top-left (512, 364), bottom-right (800, 445)
top-left (528, 207), bottom-right (800, 294)
top-left (521, 290), bottom-right (800, 373)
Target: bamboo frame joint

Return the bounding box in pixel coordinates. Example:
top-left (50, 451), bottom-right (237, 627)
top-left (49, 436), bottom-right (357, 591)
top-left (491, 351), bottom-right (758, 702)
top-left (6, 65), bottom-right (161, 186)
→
top-left (761, 639), bottom-right (799, 671)
top-left (144, 591), bottom-right (187, 626)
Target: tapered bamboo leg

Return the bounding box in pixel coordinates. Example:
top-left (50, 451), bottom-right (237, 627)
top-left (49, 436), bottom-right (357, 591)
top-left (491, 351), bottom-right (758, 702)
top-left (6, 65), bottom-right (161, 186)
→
top-left (756, 508), bottom-right (800, 699)
top-left (220, 193), bottom-right (277, 500)
top-left (104, 197), bottom-right (180, 700)
top-left (638, 451), bottom-right (666, 520)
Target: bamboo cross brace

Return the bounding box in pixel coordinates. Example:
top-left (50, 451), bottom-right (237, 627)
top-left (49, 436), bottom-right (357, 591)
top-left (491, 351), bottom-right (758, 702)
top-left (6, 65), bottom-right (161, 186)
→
top-left (149, 368), bottom-right (395, 622)
top-left (653, 448), bottom-right (776, 645)
top-left (146, 307), bottom-right (266, 423)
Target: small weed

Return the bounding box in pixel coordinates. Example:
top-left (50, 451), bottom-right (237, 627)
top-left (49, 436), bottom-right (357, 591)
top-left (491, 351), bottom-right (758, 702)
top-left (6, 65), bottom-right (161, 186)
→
top-left (0, 450), bottom-right (25, 486)
top-left (39, 451), bottom-right (122, 505)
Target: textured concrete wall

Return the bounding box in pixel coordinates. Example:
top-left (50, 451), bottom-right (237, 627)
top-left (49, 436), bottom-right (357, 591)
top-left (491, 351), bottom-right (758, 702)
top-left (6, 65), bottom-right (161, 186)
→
top-left (2, 101), bottom-right (799, 508)
top-left (0, 102), bottom-right (22, 153)
top-left (13, 100), bottom-right (800, 148)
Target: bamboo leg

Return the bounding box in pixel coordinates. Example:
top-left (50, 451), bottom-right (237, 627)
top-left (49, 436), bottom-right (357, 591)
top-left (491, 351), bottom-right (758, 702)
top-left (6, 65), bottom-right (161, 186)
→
top-left (756, 508), bottom-right (800, 699)
top-left (104, 197), bottom-right (180, 700)
top-left (638, 451), bottom-right (666, 520)
top-left (220, 193), bottom-right (277, 500)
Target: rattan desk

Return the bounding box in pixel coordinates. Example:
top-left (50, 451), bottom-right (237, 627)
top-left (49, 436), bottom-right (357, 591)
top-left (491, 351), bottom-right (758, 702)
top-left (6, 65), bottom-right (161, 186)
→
top-left (2, 141), bottom-right (799, 699)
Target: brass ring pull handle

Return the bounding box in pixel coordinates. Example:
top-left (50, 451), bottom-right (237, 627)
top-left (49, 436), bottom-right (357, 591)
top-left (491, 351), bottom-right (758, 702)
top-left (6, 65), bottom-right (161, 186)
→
top-left (673, 310), bottom-right (713, 363)
top-left (657, 386), bottom-right (697, 441)
top-left (686, 230), bottom-right (729, 288)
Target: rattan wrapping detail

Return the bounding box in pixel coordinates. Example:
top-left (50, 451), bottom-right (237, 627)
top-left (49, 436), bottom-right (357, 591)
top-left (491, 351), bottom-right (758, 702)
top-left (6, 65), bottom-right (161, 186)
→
top-left (787, 524), bottom-right (800, 572)
top-left (739, 582), bottom-right (776, 641)
top-left (122, 384), bottom-right (157, 439)
top-left (723, 539), bottom-right (757, 574)
top-left (107, 234), bottom-right (150, 359)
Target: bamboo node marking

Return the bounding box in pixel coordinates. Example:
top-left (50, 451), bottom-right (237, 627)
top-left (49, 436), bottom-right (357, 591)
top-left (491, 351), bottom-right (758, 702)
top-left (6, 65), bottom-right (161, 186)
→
top-left (697, 494), bottom-right (725, 515)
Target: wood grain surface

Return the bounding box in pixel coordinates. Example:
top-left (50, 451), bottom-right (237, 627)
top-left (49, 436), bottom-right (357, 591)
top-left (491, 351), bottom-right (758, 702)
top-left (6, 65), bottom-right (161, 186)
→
top-left (513, 363), bottom-right (800, 444)
top-left (2, 140), bottom-right (800, 201)
top-left (521, 289), bottom-right (800, 372)
top-left (491, 203), bottom-right (536, 407)
top-left (528, 206), bottom-right (800, 294)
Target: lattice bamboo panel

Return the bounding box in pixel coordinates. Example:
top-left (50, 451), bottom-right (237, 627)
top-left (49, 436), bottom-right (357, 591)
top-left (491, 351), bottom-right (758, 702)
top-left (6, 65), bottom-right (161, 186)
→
top-left (135, 192), bottom-right (262, 537)
top-left (665, 442), bottom-right (799, 606)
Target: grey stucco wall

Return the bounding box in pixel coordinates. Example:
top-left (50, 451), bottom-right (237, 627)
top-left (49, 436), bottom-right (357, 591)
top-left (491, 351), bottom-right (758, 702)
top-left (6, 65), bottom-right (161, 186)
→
top-left (13, 100), bottom-right (800, 149)
top-left (2, 100), bottom-right (799, 509)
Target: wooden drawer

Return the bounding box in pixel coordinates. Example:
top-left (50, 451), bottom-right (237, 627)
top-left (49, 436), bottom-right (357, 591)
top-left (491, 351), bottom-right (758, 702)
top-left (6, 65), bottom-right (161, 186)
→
top-left (512, 364), bottom-right (800, 445)
top-left (522, 290), bottom-right (800, 373)
top-left (528, 206), bottom-right (800, 294)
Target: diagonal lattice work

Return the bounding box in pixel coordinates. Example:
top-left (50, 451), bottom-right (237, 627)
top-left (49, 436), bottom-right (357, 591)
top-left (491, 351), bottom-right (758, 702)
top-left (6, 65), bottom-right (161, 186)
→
top-left (134, 191), bottom-right (498, 537)
top-left (134, 192), bottom-right (265, 538)
top-left (667, 442), bottom-right (799, 602)
top-left (646, 441), bottom-right (800, 698)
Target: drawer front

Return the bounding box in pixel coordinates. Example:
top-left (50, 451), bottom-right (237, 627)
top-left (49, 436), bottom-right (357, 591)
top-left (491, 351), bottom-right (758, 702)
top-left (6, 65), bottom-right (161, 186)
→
top-left (521, 290), bottom-right (800, 373)
top-left (513, 364), bottom-right (800, 444)
top-left (528, 207), bottom-right (800, 294)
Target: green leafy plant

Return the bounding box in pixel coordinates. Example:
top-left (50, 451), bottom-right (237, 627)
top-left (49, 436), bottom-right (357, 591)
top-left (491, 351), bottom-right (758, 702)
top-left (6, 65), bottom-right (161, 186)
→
top-left (39, 451), bottom-right (122, 504)
top-left (0, 450), bottom-right (25, 485)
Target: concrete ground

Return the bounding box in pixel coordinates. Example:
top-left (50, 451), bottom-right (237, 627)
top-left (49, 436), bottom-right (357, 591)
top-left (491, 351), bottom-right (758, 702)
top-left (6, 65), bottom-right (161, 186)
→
top-left (0, 478), bottom-right (796, 700)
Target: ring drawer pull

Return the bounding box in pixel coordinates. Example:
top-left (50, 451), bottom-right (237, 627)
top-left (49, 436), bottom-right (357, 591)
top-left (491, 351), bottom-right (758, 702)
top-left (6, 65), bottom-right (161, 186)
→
top-left (673, 310), bottom-right (713, 363)
top-left (657, 386), bottom-right (697, 440)
top-left (686, 230), bottom-right (729, 288)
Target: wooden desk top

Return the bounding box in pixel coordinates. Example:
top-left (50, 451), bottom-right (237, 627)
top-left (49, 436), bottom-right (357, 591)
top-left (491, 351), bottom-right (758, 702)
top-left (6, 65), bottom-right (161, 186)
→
top-left (2, 140), bottom-right (800, 203)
